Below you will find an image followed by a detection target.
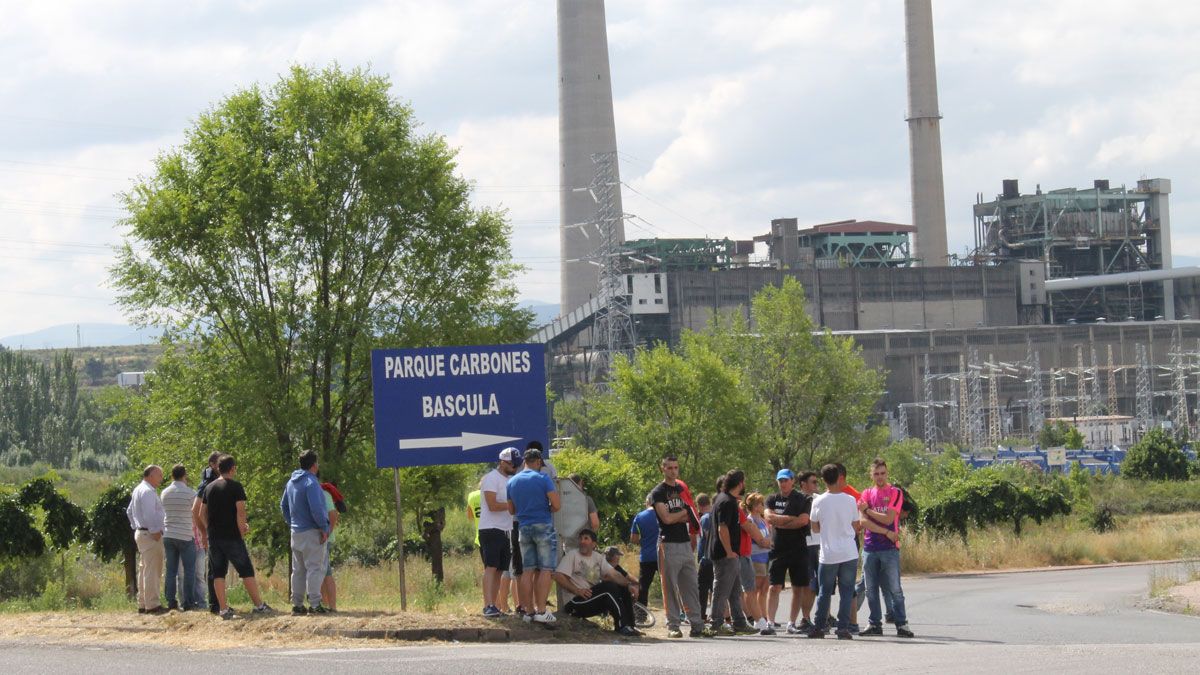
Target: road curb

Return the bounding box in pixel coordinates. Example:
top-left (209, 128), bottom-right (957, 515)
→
top-left (916, 557), bottom-right (1200, 578)
top-left (316, 627), bottom-right (511, 642)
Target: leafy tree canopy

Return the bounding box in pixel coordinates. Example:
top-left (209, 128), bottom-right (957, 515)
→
top-left (112, 64), bottom-right (533, 560)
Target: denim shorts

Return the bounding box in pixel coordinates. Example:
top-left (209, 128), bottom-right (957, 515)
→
top-left (518, 522), bottom-right (558, 571)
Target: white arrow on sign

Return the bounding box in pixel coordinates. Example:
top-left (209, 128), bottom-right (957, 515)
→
top-left (397, 432), bottom-right (522, 452)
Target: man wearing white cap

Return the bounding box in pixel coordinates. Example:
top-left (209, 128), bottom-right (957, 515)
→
top-left (479, 447), bottom-right (521, 617)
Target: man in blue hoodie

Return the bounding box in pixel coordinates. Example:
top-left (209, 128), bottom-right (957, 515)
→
top-left (280, 450), bottom-right (331, 615)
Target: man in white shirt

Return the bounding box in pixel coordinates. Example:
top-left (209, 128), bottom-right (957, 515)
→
top-left (553, 528), bottom-right (641, 637)
top-left (126, 465), bottom-right (167, 614)
top-left (479, 447), bottom-right (521, 617)
top-left (807, 463), bottom-right (862, 640)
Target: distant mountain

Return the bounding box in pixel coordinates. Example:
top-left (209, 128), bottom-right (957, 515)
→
top-left (520, 300), bottom-right (560, 327)
top-left (0, 323), bottom-right (163, 350)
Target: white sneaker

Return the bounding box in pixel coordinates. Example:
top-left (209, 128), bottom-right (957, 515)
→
top-left (755, 617), bottom-right (769, 631)
top-left (533, 611), bottom-right (557, 624)
top-left (786, 621), bottom-right (799, 634)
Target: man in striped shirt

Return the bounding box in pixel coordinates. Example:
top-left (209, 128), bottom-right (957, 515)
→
top-left (161, 464), bottom-right (198, 610)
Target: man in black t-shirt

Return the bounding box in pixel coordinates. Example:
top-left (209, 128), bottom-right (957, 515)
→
top-left (650, 456), bottom-right (711, 639)
top-left (198, 454), bottom-right (273, 619)
top-left (764, 468), bottom-right (811, 634)
top-left (707, 469), bottom-right (751, 634)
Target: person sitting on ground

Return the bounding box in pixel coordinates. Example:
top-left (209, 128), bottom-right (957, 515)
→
top-left (554, 529), bottom-right (641, 637)
top-left (603, 546), bottom-right (636, 585)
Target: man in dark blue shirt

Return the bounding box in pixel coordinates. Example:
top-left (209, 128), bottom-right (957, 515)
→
top-left (628, 499), bottom-right (660, 606)
top-left (507, 448), bottom-right (560, 624)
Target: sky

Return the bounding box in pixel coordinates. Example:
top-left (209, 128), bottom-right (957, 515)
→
top-left (2, 0), bottom-right (1199, 339)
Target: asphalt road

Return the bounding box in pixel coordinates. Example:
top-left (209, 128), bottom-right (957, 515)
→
top-left (3, 563), bottom-right (1197, 673)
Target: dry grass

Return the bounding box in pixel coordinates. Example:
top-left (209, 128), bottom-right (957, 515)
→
top-left (902, 512), bottom-right (1200, 574)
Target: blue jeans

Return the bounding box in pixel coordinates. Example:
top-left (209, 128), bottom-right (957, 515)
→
top-left (163, 537), bottom-right (196, 608)
top-left (518, 523), bottom-right (558, 571)
top-left (813, 560), bottom-right (857, 633)
top-left (863, 548), bottom-right (907, 626)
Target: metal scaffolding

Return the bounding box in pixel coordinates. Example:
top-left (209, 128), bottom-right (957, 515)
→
top-left (893, 329), bottom-right (1199, 450)
top-left (923, 353), bottom-right (936, 449)
top-left (1026, 338), bottom-right (1045, 433)
top-left (1136, 343), bottom-right (1152, 432)
top-left (987, 353), bottom-right (1001, 448)
top-left (968, 346), bottom-right (984, 448)
top-left (585, 152), bottom-right (636, 383)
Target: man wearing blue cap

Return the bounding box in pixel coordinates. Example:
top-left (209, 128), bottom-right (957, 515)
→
top-left (764, 468), bottom-right (811, 635)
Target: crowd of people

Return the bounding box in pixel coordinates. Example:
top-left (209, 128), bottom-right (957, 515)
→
top-left (471, 451), bottom-right (915, 640)
top-left (124, 450), bottom-right (345, 619)
top-left (124, 442), bottom-right (911, 641)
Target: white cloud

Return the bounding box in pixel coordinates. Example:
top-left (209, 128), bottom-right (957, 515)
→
top-left (2, 0), bottom-right (1200, 335)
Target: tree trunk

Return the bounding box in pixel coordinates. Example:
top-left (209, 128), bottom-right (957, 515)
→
top-left (122, 539), bottom-right (138, 599)
top-left (422, 507), bottom-right (446, 583)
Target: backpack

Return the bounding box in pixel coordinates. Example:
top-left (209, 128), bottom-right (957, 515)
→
top-left (895, 484), bottom-right (917, 521)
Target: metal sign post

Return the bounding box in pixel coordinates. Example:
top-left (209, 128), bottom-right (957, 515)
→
top-left (370, 343), bottom-right (549, 610)
top-left (393, 468), bottom-right (407, 611)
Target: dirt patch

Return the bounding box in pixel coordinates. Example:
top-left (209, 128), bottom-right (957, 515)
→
top-left (1166, 580), bottom-right (1200, 615)
top-left (0, 609), bottom-right (638, 650)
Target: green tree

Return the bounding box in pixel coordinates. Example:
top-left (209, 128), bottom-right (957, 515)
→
top-left (1064, 426), bottom-right (1085, 450)
top-left (1038, 420), bottom-right (1083, 449)
top-left (17, 476), bottom-right (90, 588)
top-left (551, 446), bottom-right (654, 544)
top-left (1123, 428), bottom-right (1191, 481)
top-left (595, 334), bottom-right (765, 493)
top-left (703, 277), bottom-right (885, 472)
top-left (112, 65), bottom-right (533, 563)
top-left (87, 483), bottom-right (138, 597)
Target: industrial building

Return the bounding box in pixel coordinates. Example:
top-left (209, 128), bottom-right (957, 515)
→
top-left (543, 0), bottom-right (1200, 448)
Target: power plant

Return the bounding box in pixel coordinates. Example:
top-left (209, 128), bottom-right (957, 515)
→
top-left (539, 0), bottom-right (1200, 447)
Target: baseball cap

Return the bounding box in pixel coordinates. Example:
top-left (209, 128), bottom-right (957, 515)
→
top-left (499, 447), bottom-right (522, 464)
top-left (776, 468), bottom-right (795, 481)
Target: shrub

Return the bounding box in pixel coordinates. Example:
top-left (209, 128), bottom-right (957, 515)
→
top-left (1123, 429), bottom-right (1190, 481)
top-left (551, 446), bottom-right (654, 544)
top-left (921, 471), bottom-right (1072, 542)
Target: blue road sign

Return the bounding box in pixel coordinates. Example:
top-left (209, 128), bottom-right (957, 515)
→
top-left (370, 343), bottom-right (548, 469)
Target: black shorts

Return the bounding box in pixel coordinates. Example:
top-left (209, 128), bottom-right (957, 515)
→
top-left (479, 528), bottom-right (511, 570)
top-left (209, 538), bottom-right (255, 579)
top-left (509, 525), bottom-right (523, 576)
top-left (767, 548), bottom-right (809, 587)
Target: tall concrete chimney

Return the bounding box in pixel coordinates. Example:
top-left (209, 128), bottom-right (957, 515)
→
top-left (904, 0), bottom-right (949, 266)
top-left (558, 0), bottom-right (624, 313)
